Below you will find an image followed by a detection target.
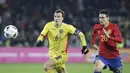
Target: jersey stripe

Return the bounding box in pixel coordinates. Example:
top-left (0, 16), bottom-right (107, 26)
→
top-left (40, 34), bottom-right (45, 37)
top-left (65, 40), bottom-right (68, 53)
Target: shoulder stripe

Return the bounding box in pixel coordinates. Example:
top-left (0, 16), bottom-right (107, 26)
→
top-left (40, 34), bottom-right (45, 37)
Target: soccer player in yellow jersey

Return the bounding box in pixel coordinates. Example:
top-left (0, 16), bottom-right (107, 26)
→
top-left (36, 9), bottom-right (89, 73)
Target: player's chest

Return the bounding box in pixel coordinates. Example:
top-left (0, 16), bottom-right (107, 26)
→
top-left (48, 27), bottom-right (67, 37)
top-left (96, 28), bottom-right (114, 38)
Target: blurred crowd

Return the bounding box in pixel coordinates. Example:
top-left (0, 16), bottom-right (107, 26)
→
top-left (0, 0), bottom-right (130, 48)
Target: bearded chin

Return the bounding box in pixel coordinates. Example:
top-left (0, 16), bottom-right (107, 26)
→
top-left (100, 23), bottom-right (105, 27)
top-left (55, 21), bottom-right (58, 24)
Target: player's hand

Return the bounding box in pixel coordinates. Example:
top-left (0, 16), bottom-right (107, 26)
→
top-left (81, 46), bottom-right (89, 55)
top-left (103, 28), bottom-right (110, 38)
top-left (36, 40), bottom-right (43, 47)
top-left (93, 44), bottom-right (99, 51)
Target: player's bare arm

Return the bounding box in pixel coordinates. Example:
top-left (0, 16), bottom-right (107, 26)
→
top-left (92, 44), bottom-right (99, 51)
top-left (102, 28), bottom-right (110, 38)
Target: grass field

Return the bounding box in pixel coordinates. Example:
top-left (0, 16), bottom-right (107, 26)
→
top-left (0, 63), bottom-right (129, 73)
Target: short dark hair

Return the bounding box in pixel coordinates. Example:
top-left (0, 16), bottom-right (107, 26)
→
top-left (55, 9), bottom-right (65, 17)
top-left (99, 9), bottom-right (109, 17)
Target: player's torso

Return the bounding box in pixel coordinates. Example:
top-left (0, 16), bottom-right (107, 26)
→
top-left (96, 24), bottom-right (114, 43)
top-left (95, 24), bottom-right (119, 58)
top-left (47, 22), bottom-right (69, 55)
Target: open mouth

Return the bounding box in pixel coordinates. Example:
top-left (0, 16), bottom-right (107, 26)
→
top-left (55, 20), bottom-right (58, 22)
top-left (100, 21), bottom-right (103, 24)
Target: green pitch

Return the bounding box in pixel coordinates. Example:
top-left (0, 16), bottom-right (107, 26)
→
top-left (0, 63), bottom-right (129, 73)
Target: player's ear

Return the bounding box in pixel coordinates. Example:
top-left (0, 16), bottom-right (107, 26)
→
top-left (107, 16), bottom-right (109, 20)
top-left (62, 17), bottom-right (64, 21)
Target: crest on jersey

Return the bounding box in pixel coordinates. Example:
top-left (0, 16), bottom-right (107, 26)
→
top-left (107, 29), bottom-right (112, 34)
top-left (98, 31), bottom-right (100, 34)
top-left (59, 29), bottom-right (63, 34)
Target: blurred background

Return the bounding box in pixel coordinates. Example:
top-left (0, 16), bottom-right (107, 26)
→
top-left (0, 0), bottom-right (130, 73)
top-left (0, 0), bottom-right (130, 48)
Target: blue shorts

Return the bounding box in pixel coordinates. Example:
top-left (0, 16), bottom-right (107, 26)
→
top-left (96, 55), bottom-right (123, 72)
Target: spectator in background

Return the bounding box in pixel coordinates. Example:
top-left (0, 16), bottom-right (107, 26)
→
top-left (0, 0), bottom-right (129, 48)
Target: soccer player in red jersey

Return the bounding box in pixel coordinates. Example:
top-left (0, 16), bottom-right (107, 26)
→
top-left (92, 9), bottom-right (123, 73)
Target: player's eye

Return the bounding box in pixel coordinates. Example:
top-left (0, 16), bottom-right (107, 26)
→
top-left (7, 26), bottom-right (9, 29)
top-left (99, 17), bottom-right (104, 19)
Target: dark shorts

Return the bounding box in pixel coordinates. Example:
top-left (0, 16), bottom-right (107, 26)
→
top-left (96, 55), bottom-right (123, 72)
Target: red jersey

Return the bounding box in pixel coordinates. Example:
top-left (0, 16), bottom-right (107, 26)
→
top-left (92, 22), bottom-right (123, 58)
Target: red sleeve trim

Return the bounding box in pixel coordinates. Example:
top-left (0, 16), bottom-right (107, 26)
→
top-left (40, 34), bottom-right (45, 37)
top-left (65, 40), bottom-right (68, 53)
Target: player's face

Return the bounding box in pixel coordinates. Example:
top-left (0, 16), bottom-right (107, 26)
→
top-left (99, 14), bottom-right (109, 26)
top-left (54, 13), bottom-right (63, 24)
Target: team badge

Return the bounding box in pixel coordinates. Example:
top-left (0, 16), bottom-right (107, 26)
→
top-left (98, 31), bottom-right (100, 34)
top-left (107, 29), bottom-right (112, 34)
top-left (59, 29), bottom-right (63, 34)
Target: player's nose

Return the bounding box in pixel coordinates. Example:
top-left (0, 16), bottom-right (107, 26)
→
top-left (54, 18), bottom-right (57, 20)
top-left (99, 19), bottom-right (103, 22)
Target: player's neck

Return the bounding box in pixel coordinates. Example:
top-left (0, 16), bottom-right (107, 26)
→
top-left (104, 22), bottom-right (109, 27)
top-left (55, 23), bottom-right (62, 28)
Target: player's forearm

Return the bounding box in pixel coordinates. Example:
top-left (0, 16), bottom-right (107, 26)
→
top-left (36, 34), bottom-right (45, 47)
top-left (37, 34), bottom-right (45, 41)
top-left (109, 36), bottom-right (123, 43)
top-left (92, 44), bottom-right (99, 50)
top-left (92, 35), bottom-right (96, 45)
top-left (103, 28), bottom-right (123, 43)
top-left (91, 30), bottom-right (96, 46)
top-left (78, 32), bottom-right (87, 46)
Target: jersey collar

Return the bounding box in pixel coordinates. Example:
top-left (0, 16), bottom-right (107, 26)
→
top-left (54, 23), bottom-right (62, 28)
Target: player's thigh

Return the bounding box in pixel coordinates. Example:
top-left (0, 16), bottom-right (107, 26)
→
top-left (51, 54), bottom-right (68, 66)
top-left (94, 60), bottom-right (105, 70)
top-left (108, 57), bottom-right (122, 73)
top-left (44, 59), bottom-right (56, 69)
top-left (52, 54), bottom-right (68, 73)
top-left (55, 64), bottom-right (67, 73)
top-left (110, 66), bottom-right (122, 73)
top-left (111, 67), bottom-right (122, 73)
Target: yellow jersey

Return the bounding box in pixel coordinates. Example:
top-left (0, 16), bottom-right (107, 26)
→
top-left (40, 21), bottom-right (77, 56)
